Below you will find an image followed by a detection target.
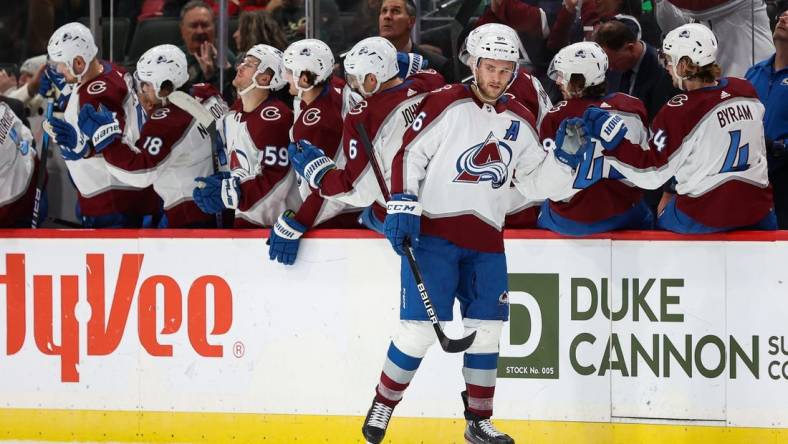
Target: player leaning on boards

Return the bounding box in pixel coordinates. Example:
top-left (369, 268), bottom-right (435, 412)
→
top-left (356, 25), bottom-right (574, 444)
top-left (43, 22), bottom-right (160, 228)
top-left (578, 23), bottom-right (776, 233)
top-left (86, 45), bottom-right (224, 228)
top-left (267, 39), bottom-right (362, 265)
top-left (285, 37), bottom-right (445, 238)
top-left (535, 41), bottom-right (654, 235)
top-left (192, 44), bottom-right (299, 228)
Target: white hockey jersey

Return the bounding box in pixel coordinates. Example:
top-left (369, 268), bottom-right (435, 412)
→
top-left (392, 84), bottom-right (569, 252)
top-left (224, 97), bottom-right (300, 227)
top-left (0, 103), bottom-right (37, 226)
top-left (603, 77), bottom-right (773, 228)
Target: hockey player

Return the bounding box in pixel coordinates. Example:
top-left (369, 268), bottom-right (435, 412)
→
top-left (354, 26), bottom-right (574, 444)
top-left (460, 23), bottom-right (553, 229)
top-left (283, 36), bottom-right (445, 244)
top-left (43, 22), bottom-right (160, 228)
top-left (536, 41), bottom-right (653, 235)
top-left (586, 23), bottom-right (775, 233)
top-left (81, 45), bottom-right (219, 228)
top-left (0, 102), bottom-right (43, 227)
top-left (267, 39), bottom-right (360, 265)
top-left (192, 44), bottom-right (298, 228)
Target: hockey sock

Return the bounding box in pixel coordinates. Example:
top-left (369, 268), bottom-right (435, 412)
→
top-left (374, 342), bottom-right (424, 408)
top-left (462, 352), bottom-right (499, 418)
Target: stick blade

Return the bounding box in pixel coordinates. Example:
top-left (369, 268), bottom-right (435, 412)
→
top-left (438, 329), bottom-right (476, 353)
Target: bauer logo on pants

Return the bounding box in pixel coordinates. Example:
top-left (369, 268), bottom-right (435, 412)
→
top-left (498, 273), bottom-right (559, 379)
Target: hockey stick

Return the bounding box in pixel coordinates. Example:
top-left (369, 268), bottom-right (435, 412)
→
top-left (354, 121), bottom-right (476, 353)
top-left (168, 91), bottom-right (224, 228)
top-left (31, 98), bottom-right (54, 228)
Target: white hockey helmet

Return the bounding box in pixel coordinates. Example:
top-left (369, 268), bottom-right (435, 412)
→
top-left (283, 39), bottom-right (334, 95)
top-left (135, 45), bottom-right (189, 101)
top-left (238, 44), bottom-right (287, 96)
top-left (662, 23), bottom-right (718, 68)
top-left (460, 23), bottom-right (528, 66)
top-left (343, 37), bottom-right (399, 97)
top-left (47, 22), bottom-right (98, 83)
top-left (548, 41), bottom-right (608, 90)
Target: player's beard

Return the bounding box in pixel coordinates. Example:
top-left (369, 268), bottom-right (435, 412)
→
top-left (473, 80), bottom-right (505, 103)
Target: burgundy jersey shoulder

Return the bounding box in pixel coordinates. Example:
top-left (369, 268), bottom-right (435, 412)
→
top-left (500, 94), bottom-right (537, 129)
top-left (507, 71), bottom-right (541, 117)
top-left (413, 83), bottom-right (472, 118)
top-left (243, 98), bottom-right (293, 147)
top-left (600, 93), bottom-right (648, 123)
top-left (144, 104), bottom-right (194, 144)
top-left (407, 69), bottom-right (446, 93)
top-left (78, 62), bottom-right (130, 116)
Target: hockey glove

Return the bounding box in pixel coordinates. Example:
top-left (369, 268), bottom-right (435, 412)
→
top-left (554, 117), bottom-right (592, 170)
top-left (193, 172), bottom-right (238, 214)
top-left (397, 52), bottom-right (427, 79)
top-left (268, 210), bottom-right (307, 265)
top-left (38, 65), bottom-right (71, 110)
top-left (583, 107), bottom-right (628, 151)
top-left (78, 104), bottom-right (121, 153)
top-left (288, 139), bottom-right (335, 188)
top-left (43, 117), bottom-right (88, 161)
top-left (384, 193), bottom-right (421, 256)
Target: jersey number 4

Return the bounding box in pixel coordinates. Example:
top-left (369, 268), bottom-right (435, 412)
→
top-left (720, 130), bottom-right (749, 173)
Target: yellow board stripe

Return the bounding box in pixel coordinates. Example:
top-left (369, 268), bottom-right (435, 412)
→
top-left (1, 409), bottom-right (787, 444)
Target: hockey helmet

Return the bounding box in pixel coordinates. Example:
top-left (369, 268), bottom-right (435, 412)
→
top-left (460, 23), bottom-right (528, 67)
top-left (283, 39), bottom-right (335, 94)
top-left (548, 41), bottom-right (608, 89)
top-left (662, 23), bottom-right (718, 68)
top-left (135, 45), bottom-right (189, 101)
top-left (238, 44), bottom-right (287, 95)
top-left (47, 22), bottom-right (98, 83)
top-left (343, 37), bottom-right (399, 97)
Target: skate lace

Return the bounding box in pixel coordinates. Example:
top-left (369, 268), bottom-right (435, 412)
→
top-left (368, 402), bottom-right (393, 429)
top-left (478, 419), bottom-right (504, 437)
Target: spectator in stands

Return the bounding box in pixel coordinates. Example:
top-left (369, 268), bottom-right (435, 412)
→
top-left (179, 0), bottom-right (236, 93)
top-left (746, 9), bottom-right (788, 228)
top-left (233, 9), bottom-right (289, 52)
top-left (594, 16), bottom-right (678, 122)
top-left (377, 0), bottom-right (454, 81)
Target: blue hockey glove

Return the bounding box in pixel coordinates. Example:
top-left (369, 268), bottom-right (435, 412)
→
top-left (384, 193), bottom-right (421, 255)
top-left (288, 139), bottom-right (335, 188)
top-left (583, 107), bottom-right (628, 151)
top-left (554, 117), bottom-right (592, 170)
top-left (268, 210), bottom-right (307, 265)
top-left (43, 117), bottom-right (88, 160)
top-left (193, 172), bottom-right (237, 214)
top-left (38, 65), bottom-right (71, 110)
top-left (78, 104), bottom-right (121, 153)
top-left (397, 52), bottom-right (427, 79)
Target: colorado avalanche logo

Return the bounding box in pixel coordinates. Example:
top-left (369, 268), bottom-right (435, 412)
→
top-left (679, 30), bottom-right (690, 38)
top-left (454, 132), bottom-right (512, 189)
top-left (229, 150), bottom-right (252, 179)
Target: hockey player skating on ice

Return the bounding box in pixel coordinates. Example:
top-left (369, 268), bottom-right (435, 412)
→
top-left (579, 23), bottom-right (776, 233)
top-left (90, 45), bottom-right (220, 228)
top-left (536, 41), bottom-right (654, 235)
top-left (192, 44), bottom-right (299, 227)
top-left (358, 25), bottom-right (573, 444)
top-left (43, 22), bottom-right (160, 227)
top-left (286, 37), bottom-right (444, 237)
top-left (267, 39), bottom-right (361, 265)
